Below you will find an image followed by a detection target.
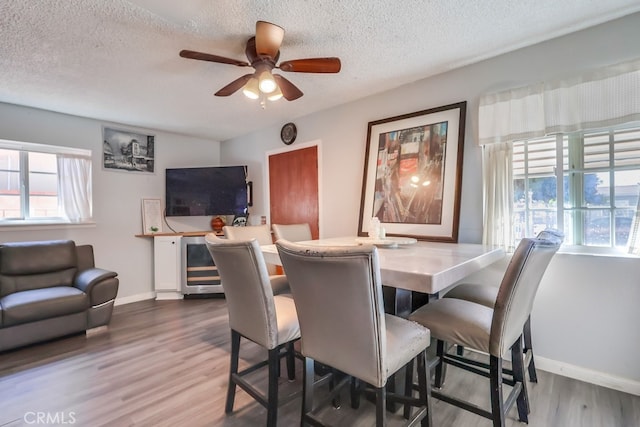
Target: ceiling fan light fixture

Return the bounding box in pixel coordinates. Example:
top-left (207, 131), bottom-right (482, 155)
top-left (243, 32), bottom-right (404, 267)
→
top-left (267, 86), bottom-right (283, 101)
top-left (179, 20), bottom-right (341, 102)
top-left (258, 70), bottom-right (277, 93)
top-left (242, 77), bottom-right (260, 99)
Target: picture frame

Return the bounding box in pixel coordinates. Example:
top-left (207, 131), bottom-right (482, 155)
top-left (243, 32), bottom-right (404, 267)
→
top-left (358, 101), bottom-right (467, 242)
top-left (102, 126), bottom-right (155, 173)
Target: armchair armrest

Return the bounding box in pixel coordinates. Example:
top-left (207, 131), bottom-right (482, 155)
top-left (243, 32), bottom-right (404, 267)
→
top-left (74, 268), bottom-right (119, 305)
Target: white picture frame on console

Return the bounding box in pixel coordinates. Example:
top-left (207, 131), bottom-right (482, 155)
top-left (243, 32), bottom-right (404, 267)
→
top-left (141, 198), bottom-right (163, 234)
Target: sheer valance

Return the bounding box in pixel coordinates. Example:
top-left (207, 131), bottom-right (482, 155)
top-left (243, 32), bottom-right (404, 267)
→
top-left (479, 57), bottom-right (640, 145)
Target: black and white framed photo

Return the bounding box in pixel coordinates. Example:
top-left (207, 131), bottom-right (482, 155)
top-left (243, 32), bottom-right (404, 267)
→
top-left (102, 126), bottom-right (155, 173)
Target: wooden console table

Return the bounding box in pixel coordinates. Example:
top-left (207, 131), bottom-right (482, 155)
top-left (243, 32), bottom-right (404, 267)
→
top-left (135, 231), bottom-right (222, 238)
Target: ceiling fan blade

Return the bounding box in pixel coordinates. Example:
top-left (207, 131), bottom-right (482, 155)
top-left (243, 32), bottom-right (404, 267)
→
top-left (180, 50), bottom-right (249, 67)
top-left (214, 74), bottom-right (254, 96)
top-left (278, 57), bottom-right (341, 73)
top-left (273, 74), bottom-right (303, 101)
top-left (255, 21), bottom-right (284, 58)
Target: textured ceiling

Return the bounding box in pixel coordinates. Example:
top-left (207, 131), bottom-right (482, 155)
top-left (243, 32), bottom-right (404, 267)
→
top-left (1, 1), bottom-right (640, 142)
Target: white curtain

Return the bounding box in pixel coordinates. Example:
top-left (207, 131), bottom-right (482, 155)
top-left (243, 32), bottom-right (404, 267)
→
top-left (482, 142), bottom-right (514, 249)
top-left (629, 187), bottom-right (640, 255)
top-left (57, 154), bottom-right (92, 222)
top-left (478, 57), bottom-right (640, 250)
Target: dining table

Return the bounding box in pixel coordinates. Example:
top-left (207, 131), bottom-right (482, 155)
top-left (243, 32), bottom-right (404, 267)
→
top-left (262, 236), bottom-right (505, 410)
top-left (261, 236), bottom-right (505, 316)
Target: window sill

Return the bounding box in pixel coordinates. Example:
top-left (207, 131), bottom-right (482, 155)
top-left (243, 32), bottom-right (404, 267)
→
top-left (0, 221), bottom-right (96, 231)
top-left (556, 245), bottom-right (638, 259)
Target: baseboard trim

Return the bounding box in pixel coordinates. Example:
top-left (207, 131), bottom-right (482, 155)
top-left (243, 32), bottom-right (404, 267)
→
top-left (536, 356), bottom-right (640, 396)
top-left (114, 292), bottom-right (155, 306)
top-left (155, 292), bottom-right (184, 300)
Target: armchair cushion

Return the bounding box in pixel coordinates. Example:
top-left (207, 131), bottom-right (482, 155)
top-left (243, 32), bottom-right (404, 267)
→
top-left (0, 240), bottom-right (76, 275)
top-left (0, 240), bottom-right (77, 296)
top-left (444, 283), bottom-right (499, 308)
top-left (384, 313), bottom-right (431, 377)
top-left (410, 298), bottom-right (493, 355)
top-left (1, 287), bottom-right (88, 327)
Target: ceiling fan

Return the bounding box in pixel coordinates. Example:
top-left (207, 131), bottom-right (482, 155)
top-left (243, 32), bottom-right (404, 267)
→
top-left (179, 21), bottom-right (341, 102)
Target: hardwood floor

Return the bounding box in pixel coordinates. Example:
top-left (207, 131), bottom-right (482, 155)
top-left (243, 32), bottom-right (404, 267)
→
top-left (1, 298), bottom-right (638, 426)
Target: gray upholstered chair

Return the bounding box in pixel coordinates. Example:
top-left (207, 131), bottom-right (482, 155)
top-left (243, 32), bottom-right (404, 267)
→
top-left (204, 233), bottom-right (300, 427)
top-left (223, 224), bottom-right (289, 294)
top-left (272, 223), bottom-right (312, 242)
top-left (443, 229), bottom-right (564, 382)
top-left (408, 235), bottom-right (561, 427)
top-left (276, 239), bottom-right (433, 427)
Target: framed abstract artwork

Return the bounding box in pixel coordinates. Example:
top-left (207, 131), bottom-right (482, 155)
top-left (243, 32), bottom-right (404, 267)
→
top-left (358, 102), bottom-right (467, 242)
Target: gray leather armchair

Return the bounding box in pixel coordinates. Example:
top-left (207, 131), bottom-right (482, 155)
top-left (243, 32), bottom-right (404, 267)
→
top-left (0, 240), bottom-right (119, 352)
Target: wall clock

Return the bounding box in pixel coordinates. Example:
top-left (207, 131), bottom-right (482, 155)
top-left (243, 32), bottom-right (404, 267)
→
top-left (280, 122), bottom-right (297, 145)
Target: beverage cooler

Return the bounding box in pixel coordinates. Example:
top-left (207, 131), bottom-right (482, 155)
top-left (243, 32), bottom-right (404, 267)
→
top-left (181, 236), bottom-right (224, 295)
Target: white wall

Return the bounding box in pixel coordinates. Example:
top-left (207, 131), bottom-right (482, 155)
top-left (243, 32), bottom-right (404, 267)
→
top-left (460, 253), bottom-right (640, 393)
top-left (221, 13), bottom-right (640, 391)
top-left (0, 102), bottom-right (221, 302)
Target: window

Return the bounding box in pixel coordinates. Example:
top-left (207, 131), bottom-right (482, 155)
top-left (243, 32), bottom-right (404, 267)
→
top-left (0, 139), bottom-right (92, 225)
top-left (513, 126), bottom-right (640, 249)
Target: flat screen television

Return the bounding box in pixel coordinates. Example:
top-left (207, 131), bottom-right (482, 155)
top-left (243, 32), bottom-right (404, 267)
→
top-left (165, 166), bottom-right (249, 217)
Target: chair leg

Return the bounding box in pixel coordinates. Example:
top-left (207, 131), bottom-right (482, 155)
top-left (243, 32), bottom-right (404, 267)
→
top-left (403, 359), bottom-right (414, 419)
top-left (511, 337), bottom-right (530, 420)
top-left (350, 377), bottom-right (361, 409)
top-left (417, 350), bottom-right (433, 427)
top-left (375, 386), bottom-right (387, 427)
top-left (225, 330), bottom-right (241, 414)
top-left (489, 355), bottom-right (505, 427)
top-left (286, 341), bottom-right (296, 381)
top-left (301, 357), bottom-right (315, 427)
top-left (330, 368), bottom-right (342, 408)
top-left (523, 315), bottom-right (538, 383)
top-left (434, 340), bottom-right (447, 389)
top-left (267, 348), bottom-right (280, 427)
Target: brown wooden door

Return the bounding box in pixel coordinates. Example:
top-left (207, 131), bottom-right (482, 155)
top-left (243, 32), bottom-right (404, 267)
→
top-left (268, 145), bottom-right (319, 239)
